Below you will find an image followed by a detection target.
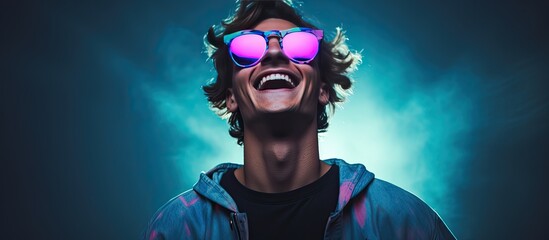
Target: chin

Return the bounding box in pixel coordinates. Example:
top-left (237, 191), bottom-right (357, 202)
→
top-left (257, 103), bottom-right (300, 114)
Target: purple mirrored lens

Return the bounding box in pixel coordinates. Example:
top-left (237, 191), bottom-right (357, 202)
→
top-left (229, 34), bottom-right (266, 66)
top-left (282, 32), bottom-right (319, 62)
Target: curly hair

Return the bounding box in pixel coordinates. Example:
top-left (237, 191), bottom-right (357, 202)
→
top-left (203, 0), bottom-right (361, 145)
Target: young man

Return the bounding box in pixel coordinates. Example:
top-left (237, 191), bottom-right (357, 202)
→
top-left (144, 1), bottom-right (455, 239)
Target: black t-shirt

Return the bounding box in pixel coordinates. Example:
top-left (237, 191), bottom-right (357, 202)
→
top-left (220, 165), bottom-right (339, 240)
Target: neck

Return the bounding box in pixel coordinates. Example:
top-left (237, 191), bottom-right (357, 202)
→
top-left (236, 121), bottom-right (330, 193)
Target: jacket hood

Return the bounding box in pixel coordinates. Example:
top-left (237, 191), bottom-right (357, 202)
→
top-left (324, 159), bottom-right (375, 212)
top-left (192, 159), bottom-right (375, 213)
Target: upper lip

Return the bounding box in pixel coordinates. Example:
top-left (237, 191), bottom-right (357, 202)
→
top-left (253, 69), bottom-right (300, 90)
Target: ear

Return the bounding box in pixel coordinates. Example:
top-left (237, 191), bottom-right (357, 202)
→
top-left (226, 88), bottom-right (239, 112)
top-left (318, 83), bottom-right (329, 105)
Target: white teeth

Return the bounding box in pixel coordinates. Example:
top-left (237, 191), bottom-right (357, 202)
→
top-left (258, 73), bottom-right (294, 89)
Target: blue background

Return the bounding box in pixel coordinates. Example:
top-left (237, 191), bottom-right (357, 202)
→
top-left (2, 0), bottom-right (548, 239)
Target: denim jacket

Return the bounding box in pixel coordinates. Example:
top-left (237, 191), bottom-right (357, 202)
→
top-left (143, 159), bottom-right (456, 239)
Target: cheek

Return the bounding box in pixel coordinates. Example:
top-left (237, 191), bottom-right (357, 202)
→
top-left (232, 70), bottom-right (249, 90)
top-left (302, 67), bottom-right (321, 97)
top-left (232, 66), bottom-right (254, 83)
top-left (231, 68), bottom-right (254, 102)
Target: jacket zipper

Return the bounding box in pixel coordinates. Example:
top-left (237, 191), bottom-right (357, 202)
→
top-left (231, 213), bottom-right (242, 240)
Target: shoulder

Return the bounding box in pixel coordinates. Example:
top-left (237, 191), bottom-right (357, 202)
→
top-left (143, 189), bottom-right (209, 240)
top-left (142, 163), bottom-right (241, 240)
top-left (366, 178), bottom-right (431, 213)
top-left (359, 179), bottom-right (455, 239)
top-left (155, 189), bottom-right (207, 220)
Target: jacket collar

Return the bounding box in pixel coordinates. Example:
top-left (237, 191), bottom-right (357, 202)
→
top-left (193, 163), bottom-right (242, 212)
top-left (324, 159), bottom-right (375, 212)
top-left (192, 159), bottom-right (375, 213)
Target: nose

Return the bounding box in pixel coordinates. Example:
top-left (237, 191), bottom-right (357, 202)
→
top-left (260, 37), bottom-right (289, 66)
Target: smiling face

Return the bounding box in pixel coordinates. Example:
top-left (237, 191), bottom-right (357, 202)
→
top-left (226, 18), bottom-right (329, 128)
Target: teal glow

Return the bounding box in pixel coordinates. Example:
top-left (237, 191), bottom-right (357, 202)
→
top-left (99, 1), bottom-right (547, 238)
top-left (135, 2), bottom-right (475, 232)
top-left (7, 0), bottom-right (546, 239)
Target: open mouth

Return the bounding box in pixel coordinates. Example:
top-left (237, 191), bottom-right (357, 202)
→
top-left (254, 73), bottom-right (299, 91)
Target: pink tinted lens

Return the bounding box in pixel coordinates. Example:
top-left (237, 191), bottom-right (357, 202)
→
top-left (229, 34), bottom-right (266, 66)
top-left (282, 32), bottom-right (319, 62)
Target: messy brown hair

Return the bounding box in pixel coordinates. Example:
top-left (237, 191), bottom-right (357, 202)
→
top-left (203, 0), bottom-right (361, 145)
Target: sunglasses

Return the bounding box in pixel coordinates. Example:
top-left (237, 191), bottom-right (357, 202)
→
top-left (223, 27), bottom-right (324, 68)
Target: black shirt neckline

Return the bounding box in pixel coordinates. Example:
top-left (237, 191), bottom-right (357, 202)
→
top-left (223, 165), bottom-right (339, 205)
